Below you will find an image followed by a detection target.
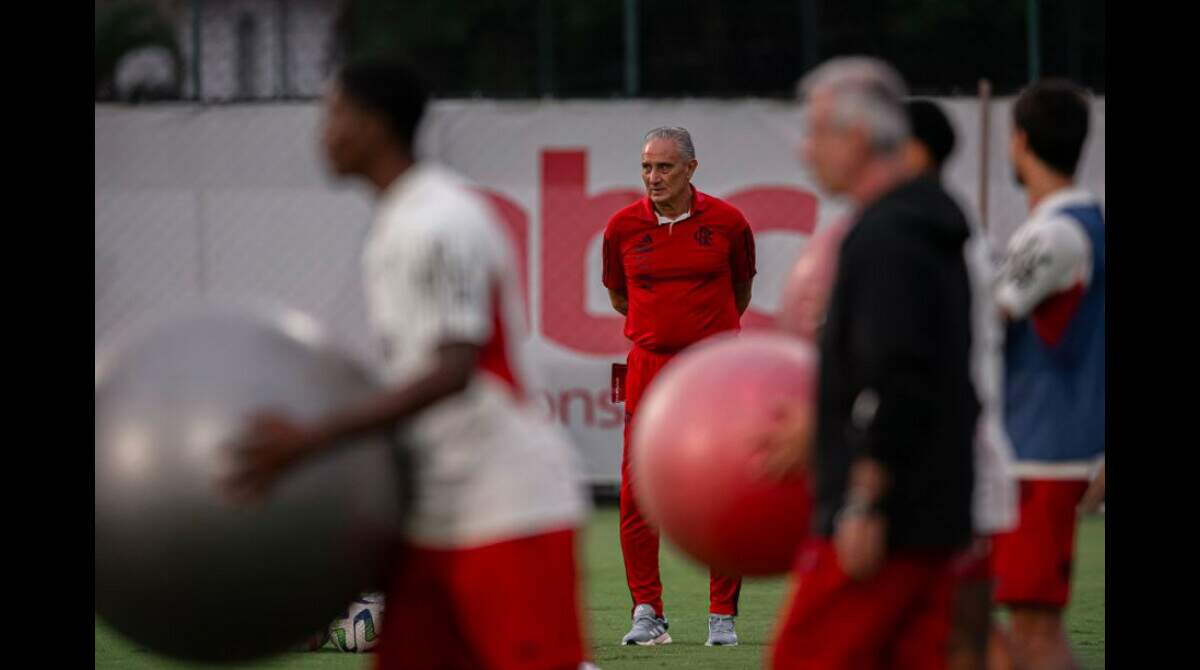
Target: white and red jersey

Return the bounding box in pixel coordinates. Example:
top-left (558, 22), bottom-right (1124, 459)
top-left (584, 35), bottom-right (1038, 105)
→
top-left (362, 163), bottom-right (588, 548)
top-left (994, 187), bottom-right (1105, 477)
top-left (995, 188), bottom-right (1095, 332)
top-left (963, 227), bottom-right (1018, 535)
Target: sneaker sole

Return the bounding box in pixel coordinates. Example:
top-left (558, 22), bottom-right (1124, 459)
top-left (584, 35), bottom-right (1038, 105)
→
top-left (623, 632), bottom-right (672, 646)
top-left (705, 640), bottom-right (739, 647)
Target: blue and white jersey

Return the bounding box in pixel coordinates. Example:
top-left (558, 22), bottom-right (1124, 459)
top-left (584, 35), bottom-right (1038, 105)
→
top-left (995, 188), bottom-right (1105, 480)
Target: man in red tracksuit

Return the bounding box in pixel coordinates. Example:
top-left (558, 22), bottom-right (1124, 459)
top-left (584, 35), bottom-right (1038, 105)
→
top-left (602, 126), bottom-right (756, 648)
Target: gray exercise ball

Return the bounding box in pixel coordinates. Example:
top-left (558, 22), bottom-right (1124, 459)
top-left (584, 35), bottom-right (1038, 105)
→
top-left (95, 303), bottom-right (408, 663)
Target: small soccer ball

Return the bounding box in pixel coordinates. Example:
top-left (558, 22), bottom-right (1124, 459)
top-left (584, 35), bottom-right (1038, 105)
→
top-left (329, 593), bottom-right (385, 653)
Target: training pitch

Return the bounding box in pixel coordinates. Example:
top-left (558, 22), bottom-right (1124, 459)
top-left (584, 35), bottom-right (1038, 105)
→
top-left (96, 507), bottom-right (1105, 669)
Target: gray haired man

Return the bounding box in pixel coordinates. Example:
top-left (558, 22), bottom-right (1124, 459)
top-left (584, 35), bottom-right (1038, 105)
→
top-left (760, 56), bottom-right (978, 670)
top-left (603, 125), bottom-right (757, 648)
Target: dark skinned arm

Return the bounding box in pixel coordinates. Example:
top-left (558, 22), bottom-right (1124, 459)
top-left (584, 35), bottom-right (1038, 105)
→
top-left (222, 341), bottom-right (480, 501)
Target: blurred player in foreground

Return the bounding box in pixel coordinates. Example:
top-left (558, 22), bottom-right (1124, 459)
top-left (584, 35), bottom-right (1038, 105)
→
top-left (603, 126), bottom-right (757, 647)
top-left (223, 57), bottom-right (591, 670)
top-left (901, 98), bottom-right (1020, 670)
top-left (991, 79), bottom-right (1105, 670)
top-left (760, 57), bottom-right (977, 670)
top-left (782, 96), bottom-right (1019, 670)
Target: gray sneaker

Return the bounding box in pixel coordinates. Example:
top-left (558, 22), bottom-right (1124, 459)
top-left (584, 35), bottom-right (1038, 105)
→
top-left (705, 614), bottom-right (738, 647)
top-left (621, 604), bottom-right (672, 646)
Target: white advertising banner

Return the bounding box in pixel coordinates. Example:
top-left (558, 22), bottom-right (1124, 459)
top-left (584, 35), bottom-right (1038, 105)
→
top-left (95, 98), bottom-right (1105, 485)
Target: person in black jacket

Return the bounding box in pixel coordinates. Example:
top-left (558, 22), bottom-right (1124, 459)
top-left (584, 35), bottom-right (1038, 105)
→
top-left (903, 97), bottom-right (1020, 670)
top-left (761, 57), bottom-right (978, 670)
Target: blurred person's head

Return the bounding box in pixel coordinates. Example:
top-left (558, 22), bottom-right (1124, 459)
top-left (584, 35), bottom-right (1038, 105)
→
top-left (320, 57), bottom-right (428, 186)
top-left (641, 127), bottom-right (699, 213)
top-left (902, 99), bottom-right (956, 178)
top-left (1010, 79), bottom-right (1090, 188)
top-left (796, 56), bottom-right (910, 202)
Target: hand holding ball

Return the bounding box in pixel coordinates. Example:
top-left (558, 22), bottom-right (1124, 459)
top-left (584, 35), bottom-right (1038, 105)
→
top-left (95, 304), bottom-right (408, 662)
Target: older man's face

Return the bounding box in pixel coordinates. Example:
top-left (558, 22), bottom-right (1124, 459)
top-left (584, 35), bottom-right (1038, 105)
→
top-left (641, 138), bottom-right (697, 208)
top-left (799, 90), bottom-right (868, 195)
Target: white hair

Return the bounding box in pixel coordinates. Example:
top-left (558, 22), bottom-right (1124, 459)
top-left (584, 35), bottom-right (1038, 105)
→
top-left (643, 126), bottom-right (696, 162)
top-left (798, 56), bottom-right (910, 154)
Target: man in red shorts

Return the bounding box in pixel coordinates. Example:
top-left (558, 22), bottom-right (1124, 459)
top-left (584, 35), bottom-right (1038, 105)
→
top-left (602, 126), bottom-right (757, 647)
top-left (903, 98), bottom-right (1019, 670)
top-left (223, 57), bottom-right (591, 670)
top-left (759, 56), bottom-right (977, 670)
top-left (991, 78), bottom-right (1105, 670)
top-left (777, 96), bottom-right (1019, 670)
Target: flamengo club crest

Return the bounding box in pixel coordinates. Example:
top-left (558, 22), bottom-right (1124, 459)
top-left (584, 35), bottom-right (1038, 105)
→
top-left (694, 226), bottom-right (713, 247)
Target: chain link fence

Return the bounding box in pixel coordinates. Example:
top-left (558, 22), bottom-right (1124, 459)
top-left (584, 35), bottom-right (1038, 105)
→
top-left (98, 0), bottom-right (341, 102)
top-left (97, 0), bottom-right (1104, 103)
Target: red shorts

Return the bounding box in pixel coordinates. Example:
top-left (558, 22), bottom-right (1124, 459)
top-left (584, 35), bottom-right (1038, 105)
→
top-left (374, 528), bottom-right (588, 670)
top-left (770, 539), bottom-right (957, 670)
top-left (991, 479), bottom-right (1089, 609)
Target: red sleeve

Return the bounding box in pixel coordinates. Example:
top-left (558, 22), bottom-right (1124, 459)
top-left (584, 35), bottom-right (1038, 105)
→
top-left (729, 215), bottom-right (757, 284)
top-left (602, 219), bottom-right (626, 291)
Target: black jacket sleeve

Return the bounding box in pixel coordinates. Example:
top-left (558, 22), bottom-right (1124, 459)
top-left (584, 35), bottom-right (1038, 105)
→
top-left (840, 216), bottom-right (944, 471)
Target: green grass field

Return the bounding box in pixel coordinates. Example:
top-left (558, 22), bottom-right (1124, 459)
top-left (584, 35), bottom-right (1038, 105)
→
top-left (96, 508), bottom-right (1105, 669)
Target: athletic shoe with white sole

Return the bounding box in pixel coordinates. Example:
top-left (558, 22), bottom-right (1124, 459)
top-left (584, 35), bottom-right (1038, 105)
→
top-left (621, 604), bottom-right (672, 646)
top-left (705, 614), bottom-right (738, 647)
